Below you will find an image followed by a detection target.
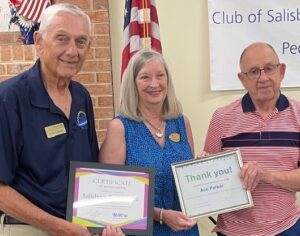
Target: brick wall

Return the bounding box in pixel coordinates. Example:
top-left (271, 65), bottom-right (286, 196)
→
top-left (0, 0), bottom-right (114, 145)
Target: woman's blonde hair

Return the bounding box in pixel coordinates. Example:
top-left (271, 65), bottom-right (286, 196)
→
top-left (120, 49), bottom-right (182, 121)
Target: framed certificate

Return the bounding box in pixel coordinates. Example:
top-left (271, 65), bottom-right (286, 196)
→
top-left (66, 161), bottom-right (155, 235)
top-left (172, 149), bottom-right (253, 219)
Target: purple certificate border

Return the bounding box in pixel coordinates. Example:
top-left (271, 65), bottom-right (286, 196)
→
top-left (67, 161), bottom-right (155, 235)
top-left (73, 168), bottom-right (150, 229)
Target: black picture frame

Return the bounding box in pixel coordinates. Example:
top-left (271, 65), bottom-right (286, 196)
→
top-left (66, 161), bottom-right (155, 235)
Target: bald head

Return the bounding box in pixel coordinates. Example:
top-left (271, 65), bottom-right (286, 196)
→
top-left (240, 42), bottom-right (279, 67)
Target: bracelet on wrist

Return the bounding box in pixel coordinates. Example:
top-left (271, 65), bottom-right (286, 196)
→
top-left (159, 208), bottom-right (163, 225)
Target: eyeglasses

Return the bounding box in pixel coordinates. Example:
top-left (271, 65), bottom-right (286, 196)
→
top-left (242, 63), bottom-right (280, 80)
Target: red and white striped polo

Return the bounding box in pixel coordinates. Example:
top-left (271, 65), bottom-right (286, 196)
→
top-left (204, 93), bottom-right (300, 236)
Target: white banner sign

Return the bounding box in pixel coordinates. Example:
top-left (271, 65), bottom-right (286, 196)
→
top-left (208, 0), bottom-right (300, 91)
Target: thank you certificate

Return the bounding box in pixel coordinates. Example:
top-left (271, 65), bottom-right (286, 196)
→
top-left (67, 161), bottom-right (155, 235)
top-left (172, 150), bottom-right (253, 219)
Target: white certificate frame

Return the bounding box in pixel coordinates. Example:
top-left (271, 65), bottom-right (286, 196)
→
top-left (66, 161), bottom-right (155, 235)
top-left (172, 149), bottom-right (253, 219)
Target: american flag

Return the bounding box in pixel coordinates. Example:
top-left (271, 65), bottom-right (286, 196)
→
top-left (17, 0), bottom-right (51, 23)
top-left (121, 0), bottom-right (162, 79)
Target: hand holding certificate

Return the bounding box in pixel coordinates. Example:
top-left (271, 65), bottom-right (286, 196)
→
top-left (172, 149), bottom-right (253, 219)
top-left (66, 162), bottom-right (155, 235)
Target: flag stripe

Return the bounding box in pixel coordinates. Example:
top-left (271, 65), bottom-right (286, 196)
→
top-left (27, 0), bottom-right (38, 20)
top-left (121, 0), bottom-right (162, 79)
top-left (31, 0), bottom-right (46, 22)
top-left (18, 0), bottom-right (51, 23)
top-left (18, 0), bottom-right (30, 16)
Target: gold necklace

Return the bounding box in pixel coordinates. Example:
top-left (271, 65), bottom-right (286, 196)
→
top-left (145, 119), bottom-right (164, 138)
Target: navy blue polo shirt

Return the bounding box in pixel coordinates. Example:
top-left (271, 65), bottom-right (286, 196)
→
top-left (0, 60), bottom-right (99, 218)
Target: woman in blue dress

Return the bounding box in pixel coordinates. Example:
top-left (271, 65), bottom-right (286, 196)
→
top-left (99, 49), bottom-right (199, 235)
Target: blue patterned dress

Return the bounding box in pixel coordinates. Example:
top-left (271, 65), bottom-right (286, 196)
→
top-left (117, 115), bottom-right (199, 236)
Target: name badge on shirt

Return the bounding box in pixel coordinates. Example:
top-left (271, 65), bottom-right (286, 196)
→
top-left (44, 123), bottom-right (66, 139)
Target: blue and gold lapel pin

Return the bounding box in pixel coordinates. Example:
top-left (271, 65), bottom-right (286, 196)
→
top-left (169, 133), bottom-right (180, 142)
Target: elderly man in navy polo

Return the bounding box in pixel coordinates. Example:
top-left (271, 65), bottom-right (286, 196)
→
top-left (0, 3), bottom-right (123, 236)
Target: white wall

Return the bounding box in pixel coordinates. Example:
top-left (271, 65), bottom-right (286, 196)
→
top-left (108, 1), bottom-right (300, 235)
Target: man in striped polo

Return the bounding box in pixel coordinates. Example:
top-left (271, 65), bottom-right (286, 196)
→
top-left (204, 42), bottom-right (300, 236)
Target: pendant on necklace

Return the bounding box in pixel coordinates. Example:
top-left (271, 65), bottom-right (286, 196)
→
top-left (155, 128), bottom-right (164, 138)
